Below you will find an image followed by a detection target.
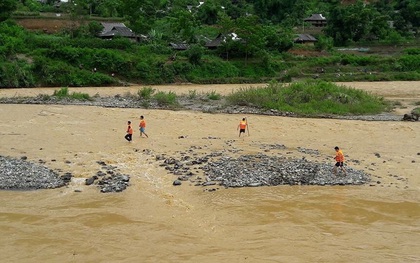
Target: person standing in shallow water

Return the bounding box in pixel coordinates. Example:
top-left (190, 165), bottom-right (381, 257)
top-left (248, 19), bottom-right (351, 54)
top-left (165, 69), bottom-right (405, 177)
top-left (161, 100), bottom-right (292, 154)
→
top-left (333, 146), bottom-right (347, 176)
top-left (139, 116), bottom-right (148, 138)
top-left (125, 121), bottom-right (133, 142)
top-left (237, 117), bottom-right (248, 137)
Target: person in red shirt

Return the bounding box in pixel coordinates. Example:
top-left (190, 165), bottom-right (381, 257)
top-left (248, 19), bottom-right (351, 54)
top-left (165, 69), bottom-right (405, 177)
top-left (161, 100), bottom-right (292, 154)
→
top-left (139, 115), bottom-right (149, 138)
top-left (125, 121), bottom-right (133, 142)
top-left (333, 146), bottom-right (347, 176)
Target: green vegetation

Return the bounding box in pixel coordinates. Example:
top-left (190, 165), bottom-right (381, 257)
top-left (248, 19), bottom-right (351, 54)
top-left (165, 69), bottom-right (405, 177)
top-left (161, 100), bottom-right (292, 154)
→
top-left (0, 0), bottom-right (419, 88)
top-left (137, 86), bottom-right (156, 100)
top-left (153, 91), bottom-right (178, 107)
top-left (207, 90), bottom-right (222, 100)
top-left (226, 81), bottom-right (390, 115)
top-left (52, 87), bottom-right (91, 100)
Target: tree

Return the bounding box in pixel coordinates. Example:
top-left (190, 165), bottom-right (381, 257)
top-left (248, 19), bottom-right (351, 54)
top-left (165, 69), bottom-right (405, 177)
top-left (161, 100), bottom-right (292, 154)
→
top-left (234, 15), bottom-right (266, 60)
top-left (325, 0), bottom-right (390, 45)
top-left (169, 9), bottom-right (198, 43)
top-left (122, 0), bottom-right (168, 33)
top-left (0, 0), bottom-right (17, 22)
top-left (196, 1), bottom-right (219, 25)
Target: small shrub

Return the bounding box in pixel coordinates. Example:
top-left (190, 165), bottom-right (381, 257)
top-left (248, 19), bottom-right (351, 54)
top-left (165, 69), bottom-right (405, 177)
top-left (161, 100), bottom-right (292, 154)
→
top-left (207, 90), bottom-right (222, 100)
top-left (188, 89), bottom-right (197, 99)
top-left (138, 86), bottom-right (155, 100)
top-left (414, 101), bottom-right (420, 106)
top-left (52, 87), bottom-right (91, 100)
top-left (153, 91), bottom-right (178, 106)
top-left (70, 92), bottom-right (91, 100)
top-left (53, 87), bottom-right (69, 97)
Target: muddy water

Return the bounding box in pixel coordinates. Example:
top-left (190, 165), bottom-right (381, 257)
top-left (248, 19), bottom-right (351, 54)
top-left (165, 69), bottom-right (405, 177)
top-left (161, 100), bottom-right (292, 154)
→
top-left (1, 82), bottom-right (420, 262)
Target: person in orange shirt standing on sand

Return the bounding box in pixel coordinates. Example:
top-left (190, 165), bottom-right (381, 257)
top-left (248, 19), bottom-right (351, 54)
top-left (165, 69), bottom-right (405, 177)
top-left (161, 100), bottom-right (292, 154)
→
top-left (333, 146), bottom-right (347, 176)
top-left (139, 115), bottom-right (149, 138)
top-left (125, 121), bottom-right (133, 142)
top-left (237, 117), bottom-right (248, 137)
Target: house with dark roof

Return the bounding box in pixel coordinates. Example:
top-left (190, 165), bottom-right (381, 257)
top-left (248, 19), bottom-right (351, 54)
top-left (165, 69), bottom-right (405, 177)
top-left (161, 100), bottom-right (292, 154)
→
top-left (294, 34), bottom-right (317, 45)
top-left (304, 14), bottom-right (327, 27)
top-left (98, 22), bottom-right (139, 41)
top-left (205, 33), bottom-right (243, 49)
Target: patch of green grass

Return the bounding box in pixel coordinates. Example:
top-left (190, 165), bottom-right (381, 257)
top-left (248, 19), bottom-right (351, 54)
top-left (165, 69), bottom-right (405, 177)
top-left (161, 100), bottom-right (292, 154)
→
top-left (137, 86), bottom-right (156, 100)
top-left (52, 87), bottom-right (91, 101)
top-left (153, 91), bottom-right (178, 107)
top-left (226, 80), bottom-right (390, 116)
top-left (412, 107), bottom-right (420, 115)
top-left (207, 90), bottom-right (222, 100)
top-left (70, 92), bottom-right (91, 100)
top-left (53, 87), bottom-right (69, 97)
top-left (414, 101), bottom-right (420, 106)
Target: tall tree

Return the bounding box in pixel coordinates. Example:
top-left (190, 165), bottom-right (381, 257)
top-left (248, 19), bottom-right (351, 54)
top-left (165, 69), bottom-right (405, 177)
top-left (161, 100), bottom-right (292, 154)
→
top-left (0, 0), bottom-right (18, 22)
top-left (325, 0), bottom-right (390, 45)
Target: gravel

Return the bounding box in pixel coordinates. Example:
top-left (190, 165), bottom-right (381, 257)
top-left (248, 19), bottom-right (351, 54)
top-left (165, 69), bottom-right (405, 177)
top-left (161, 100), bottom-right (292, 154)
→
top-left (0, 155), bottom-right (66, 190)
top-left (203, 154), bottom-right (370, 187)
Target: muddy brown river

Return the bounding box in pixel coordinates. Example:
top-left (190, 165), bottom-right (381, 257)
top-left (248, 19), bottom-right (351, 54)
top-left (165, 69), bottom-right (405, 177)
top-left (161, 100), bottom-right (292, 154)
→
top-left (1, 82), bottom-right (419, 262)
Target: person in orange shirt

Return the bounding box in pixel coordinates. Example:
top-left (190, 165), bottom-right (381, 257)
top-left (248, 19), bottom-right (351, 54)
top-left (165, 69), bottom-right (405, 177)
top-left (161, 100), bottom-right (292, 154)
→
top-left (139, 115), bottom-right (149, 138)
top-left (237, 117), bottom-right (248, 137)
top-left (333, 146), bottom-right (347, 176)
top-left (125, 121), bottom-right (133, 142)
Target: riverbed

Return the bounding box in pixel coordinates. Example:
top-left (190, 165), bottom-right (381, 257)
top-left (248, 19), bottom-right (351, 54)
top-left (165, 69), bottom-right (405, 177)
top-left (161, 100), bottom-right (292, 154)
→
top-left (0, 82), bottom-right (419, 262)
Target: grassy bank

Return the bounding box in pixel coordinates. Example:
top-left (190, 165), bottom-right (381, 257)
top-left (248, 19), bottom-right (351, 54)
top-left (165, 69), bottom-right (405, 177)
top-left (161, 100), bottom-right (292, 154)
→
top-left (1, 20), bottom-right (420, 88)
top-left (226, 81), bottom-right (390, 115)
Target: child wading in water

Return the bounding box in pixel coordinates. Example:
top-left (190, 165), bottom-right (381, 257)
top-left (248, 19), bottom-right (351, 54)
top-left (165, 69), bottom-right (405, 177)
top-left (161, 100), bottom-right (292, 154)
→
top-left (125, 121), bottom-right (133, 142)
top-left (139, 116), bottom-right (149, 138)
top-left (333, 146), bottom-right (347, 176)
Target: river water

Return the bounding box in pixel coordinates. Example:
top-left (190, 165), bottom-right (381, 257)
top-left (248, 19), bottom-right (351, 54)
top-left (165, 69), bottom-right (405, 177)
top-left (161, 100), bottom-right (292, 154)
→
top-left (1, 83), bottom-right (420, 262)
top-left (1, 180), bottom-right (419, 262)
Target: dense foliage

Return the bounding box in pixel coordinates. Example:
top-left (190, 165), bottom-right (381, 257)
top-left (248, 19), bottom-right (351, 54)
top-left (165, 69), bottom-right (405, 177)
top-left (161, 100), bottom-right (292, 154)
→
top-left (0, 0), bottom-right (419, 88)
top-left (226, 81), bottom-right (390, 115)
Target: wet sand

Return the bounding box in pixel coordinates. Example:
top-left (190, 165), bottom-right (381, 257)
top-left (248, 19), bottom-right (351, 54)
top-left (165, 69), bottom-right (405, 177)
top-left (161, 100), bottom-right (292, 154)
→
top-left (0, 82), bottom-right (419, 262)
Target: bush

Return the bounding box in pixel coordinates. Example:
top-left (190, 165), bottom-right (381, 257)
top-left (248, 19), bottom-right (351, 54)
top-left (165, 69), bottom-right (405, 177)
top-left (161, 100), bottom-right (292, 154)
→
top-left (0, 61), bottom-right (35, 88)
top-left (207, 90), bottom-right (222, 100)
top-left (187, 44), bottom-right (204, 65)
top-left (137, 86), bottom-right (155, 100)
top-left (52, 87), bottom-right (91, 100)
top-left (226, 80), bottom-right (390, 115)
top-left (153, 91), bottom-right (178, 106)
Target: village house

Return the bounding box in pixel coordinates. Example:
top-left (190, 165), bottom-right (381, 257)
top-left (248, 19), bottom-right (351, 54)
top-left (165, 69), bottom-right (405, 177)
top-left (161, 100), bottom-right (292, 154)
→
top-left (304, 14), bottom-right (327, 27)
top-left (98, 22), bottom-right (140, 42)
top-left (294, 34), bottom-right (318, 45)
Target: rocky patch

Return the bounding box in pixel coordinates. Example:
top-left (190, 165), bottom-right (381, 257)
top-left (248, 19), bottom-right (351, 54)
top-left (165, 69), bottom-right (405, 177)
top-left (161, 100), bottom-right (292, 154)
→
top-left (0, 155), bottom-right (66, 190)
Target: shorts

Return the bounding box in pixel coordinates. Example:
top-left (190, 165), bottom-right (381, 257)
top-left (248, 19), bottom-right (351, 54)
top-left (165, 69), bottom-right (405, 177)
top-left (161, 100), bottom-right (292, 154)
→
top-left (239, 129), bottom-right (245, 133)
top-left (335, 162), bottom-right (344, 167)
top-left (140, 127), bottom-right (145, 133)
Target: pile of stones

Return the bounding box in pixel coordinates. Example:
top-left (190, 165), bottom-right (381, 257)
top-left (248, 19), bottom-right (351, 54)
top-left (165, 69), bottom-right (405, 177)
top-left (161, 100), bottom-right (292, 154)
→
top-left (0, 155), bottom-right (67, 190)
top-left (203, 154), bottom-right (371, 187)
top-left (161, 152), bottom-right (370, 188)
top-left (85, 161), bottom-right (130, 193)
